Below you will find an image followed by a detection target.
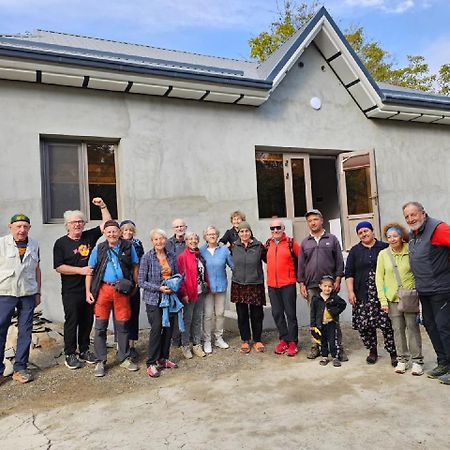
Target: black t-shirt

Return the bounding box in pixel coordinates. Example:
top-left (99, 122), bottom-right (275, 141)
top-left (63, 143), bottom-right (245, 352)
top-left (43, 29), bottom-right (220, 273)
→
top-left (53, 226), bottom-right (102, 295)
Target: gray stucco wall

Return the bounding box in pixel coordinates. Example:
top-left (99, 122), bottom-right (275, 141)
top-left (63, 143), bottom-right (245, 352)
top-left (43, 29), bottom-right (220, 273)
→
top-left (0, 45), bottom-right (449, 324)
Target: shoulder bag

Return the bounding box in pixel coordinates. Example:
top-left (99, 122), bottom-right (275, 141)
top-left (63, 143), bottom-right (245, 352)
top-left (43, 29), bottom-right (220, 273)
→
top-left (386, 250), bottom-right (419, 313)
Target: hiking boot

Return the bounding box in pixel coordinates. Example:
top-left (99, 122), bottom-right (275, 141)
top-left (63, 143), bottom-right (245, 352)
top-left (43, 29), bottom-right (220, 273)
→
top-left (192, 344), bottom-right (206, 358)
top-left (427, 364), bottom-right (449, 379)
top-left (79, 351), bottom-right (96, 364)
top-left (307, 346), bottom-right (320, 359)
top-left (12, 370), bottom-right (33, 383)
top-left (438, 372), bottom-right (450, 385)
top-left (204, 341), bottom-right (212, 354)
top-left (65, 354), bottom-right (82, 370)
top-left (411, 363), bottom-right (424, 376)
top-left (339, 350), bottom-right (349, 362)
top-left (214, 337), bottom-right (229, 349)
top-left (287, 342), bottom-right (298, 357)
top-left (182, 346), bottom-right (193, 359)
top-left (146, 365), bottom-right (160, 378)
top-left (395, 361), bottom-right (407, 374)
top-left (332, 358), bottom-right (341, 367)
top-left (366, 348), bottom-right (378, 365)
top-left (120, 357), bottom-right (139, 372)
top-left (274, 340), bottom-right (288, 354)
top-left (94, 362), bottom-right (105, 377)
top-left (319, 357), bottom-right (329, 366)
top-left (157, 359), bottom-right (178, 369)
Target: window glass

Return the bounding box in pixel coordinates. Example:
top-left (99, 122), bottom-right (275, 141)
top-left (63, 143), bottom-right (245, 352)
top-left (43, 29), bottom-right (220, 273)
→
top-left (87, 143), bottom-right (118, 219)
top-left (291, 158), bottom-right (307, 217)
top-left (47, 143), bottom-right (81, 219)
top-left (255, 152), bottom-right (286, 218)
top-left (345, 167), bottom-right (373, 215)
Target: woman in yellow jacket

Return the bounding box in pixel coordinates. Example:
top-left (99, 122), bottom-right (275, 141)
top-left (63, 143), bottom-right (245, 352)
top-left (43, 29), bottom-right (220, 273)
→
top-left (375, 222), bottom-right (424, 376)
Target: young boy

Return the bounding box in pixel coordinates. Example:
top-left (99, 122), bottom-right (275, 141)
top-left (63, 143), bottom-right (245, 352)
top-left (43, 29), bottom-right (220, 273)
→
top-left (310, 275), bottom-right (347, 367)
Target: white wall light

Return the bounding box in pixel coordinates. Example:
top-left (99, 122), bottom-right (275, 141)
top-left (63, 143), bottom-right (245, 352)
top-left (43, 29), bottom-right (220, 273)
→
top-left (310, 97), bottom-right (322, 110)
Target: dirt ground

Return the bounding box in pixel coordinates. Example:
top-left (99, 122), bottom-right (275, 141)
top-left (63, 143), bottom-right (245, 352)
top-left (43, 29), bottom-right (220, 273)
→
top-left (1, 325), bottom-right (450, 449)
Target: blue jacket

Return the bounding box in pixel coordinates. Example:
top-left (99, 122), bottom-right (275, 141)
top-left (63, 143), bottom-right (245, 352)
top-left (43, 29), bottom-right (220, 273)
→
top-left (200, 245), bottom-right (234, 293)
top-left (159, 274), bottom-right (185, 332)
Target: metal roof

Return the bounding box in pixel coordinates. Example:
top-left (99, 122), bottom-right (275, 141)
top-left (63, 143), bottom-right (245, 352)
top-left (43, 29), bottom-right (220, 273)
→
top-left (0, 7), bottom-right (448, 122)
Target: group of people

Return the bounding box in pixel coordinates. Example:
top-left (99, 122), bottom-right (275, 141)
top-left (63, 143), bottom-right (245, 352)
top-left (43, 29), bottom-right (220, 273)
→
top-left (0, 200), bottom-right (449, 387)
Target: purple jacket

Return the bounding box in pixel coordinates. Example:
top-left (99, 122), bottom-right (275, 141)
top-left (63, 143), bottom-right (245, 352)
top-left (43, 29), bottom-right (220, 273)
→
top-left (297, 232), bottom-right (344, 289)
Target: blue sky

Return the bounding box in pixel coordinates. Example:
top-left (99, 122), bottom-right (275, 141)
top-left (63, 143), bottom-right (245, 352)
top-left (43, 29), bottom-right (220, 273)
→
top-left (0, 0), bottom-right (449, 73)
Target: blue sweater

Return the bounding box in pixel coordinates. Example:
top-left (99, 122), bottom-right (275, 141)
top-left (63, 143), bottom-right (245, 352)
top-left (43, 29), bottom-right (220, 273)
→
top-left (200, 245), bottom-right (234, 293)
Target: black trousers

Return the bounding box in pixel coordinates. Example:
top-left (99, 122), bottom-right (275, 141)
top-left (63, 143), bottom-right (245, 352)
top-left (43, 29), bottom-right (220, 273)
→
top-left (127, 289), bottom-right (141, 341)
top-left (269, 284), bottom-right (298, 343)
top-left (62, 291), bottom-right (94, 355)
top-left (321, 321), bottom-right (339, 358)
top-left (420, 293), bottom-right (450, 366)
top-left (146, 304), bottom-right (175, 365)
top-left (236, 303), bottom-right (264, 342)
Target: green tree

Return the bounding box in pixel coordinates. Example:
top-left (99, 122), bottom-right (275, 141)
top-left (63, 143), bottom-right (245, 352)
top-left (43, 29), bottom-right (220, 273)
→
top-left (249, 1), bottom-right (448, 95)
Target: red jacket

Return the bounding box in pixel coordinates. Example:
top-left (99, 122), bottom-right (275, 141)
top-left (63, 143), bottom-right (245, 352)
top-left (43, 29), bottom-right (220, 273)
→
top-left (266, 234), bottom-right (300, 288)
top-left (177, 248), bottom-right (209, 302)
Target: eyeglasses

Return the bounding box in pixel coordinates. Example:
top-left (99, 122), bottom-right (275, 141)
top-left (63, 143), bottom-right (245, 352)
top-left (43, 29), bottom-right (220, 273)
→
top-left (68, 220), bottom-right (85, 225)
top-left (270, 226), bottom-right (282, 231)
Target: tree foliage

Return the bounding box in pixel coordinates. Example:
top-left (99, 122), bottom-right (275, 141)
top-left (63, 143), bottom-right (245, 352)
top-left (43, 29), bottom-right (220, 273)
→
top-left (249, 1), bottom-right (448, 95)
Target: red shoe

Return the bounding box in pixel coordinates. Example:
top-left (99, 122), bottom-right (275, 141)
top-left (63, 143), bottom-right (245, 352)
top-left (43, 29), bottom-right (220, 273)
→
top-left (146, 364), bottom-right (161, 378)
top-left (157, 359), bottom-right (178, 369)
top-left (274, 340), bottom-right (288, 354)
top-left (287, 342), bottom-right (298, 357)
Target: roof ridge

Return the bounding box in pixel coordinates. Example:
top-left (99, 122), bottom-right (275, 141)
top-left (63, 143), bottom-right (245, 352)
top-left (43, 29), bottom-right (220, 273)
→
top-left (34, 29), bottom-right (254, 65)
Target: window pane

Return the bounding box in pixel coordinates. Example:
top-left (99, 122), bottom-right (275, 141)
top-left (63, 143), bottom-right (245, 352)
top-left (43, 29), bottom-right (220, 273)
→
top-left (47, 143), bottom-right (81, 219)
top-left (87, 143), bottom-right (118, 219)
top-left (255, 152), bottom-right (286, 218)
top-left (291, 158), bottom-right (307, 217)
top-left (345, 167), bottom-right (373, 215)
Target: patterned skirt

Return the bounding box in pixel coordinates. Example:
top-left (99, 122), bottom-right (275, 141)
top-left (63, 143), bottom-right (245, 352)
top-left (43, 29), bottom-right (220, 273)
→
top-left (230, 282), bottom-right (266, 306)
top-left (352, 270), bottom-right (384, 331)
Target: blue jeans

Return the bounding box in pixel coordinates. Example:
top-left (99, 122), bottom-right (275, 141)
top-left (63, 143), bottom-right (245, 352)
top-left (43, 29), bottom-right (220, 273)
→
top-left (0, 295), bottom-right (36, 374)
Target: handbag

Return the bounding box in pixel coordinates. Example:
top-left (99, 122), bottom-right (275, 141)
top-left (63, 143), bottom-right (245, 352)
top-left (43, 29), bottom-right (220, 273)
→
top-left (386, 250), bottom-right (420, 313)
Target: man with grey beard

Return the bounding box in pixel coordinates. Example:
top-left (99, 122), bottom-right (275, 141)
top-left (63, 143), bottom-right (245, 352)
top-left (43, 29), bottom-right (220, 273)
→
top-left (403, 201), bottom-right (450, 385)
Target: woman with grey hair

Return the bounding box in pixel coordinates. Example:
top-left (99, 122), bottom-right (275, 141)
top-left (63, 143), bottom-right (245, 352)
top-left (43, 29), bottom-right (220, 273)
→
top-left (177, 232), bottom-right (209, 359)
top-left (200, 226), bottom-right (234, 353)
top-left (139, 229), bottom-right (179, 378)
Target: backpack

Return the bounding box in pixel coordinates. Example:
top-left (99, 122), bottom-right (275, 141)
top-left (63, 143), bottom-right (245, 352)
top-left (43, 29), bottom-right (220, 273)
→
top-left (265, 237), bottom-right (298, 269)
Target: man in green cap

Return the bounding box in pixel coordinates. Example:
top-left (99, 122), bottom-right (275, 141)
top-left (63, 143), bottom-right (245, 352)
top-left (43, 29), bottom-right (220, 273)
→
top-left (0, 214), bottom-right (41, 384)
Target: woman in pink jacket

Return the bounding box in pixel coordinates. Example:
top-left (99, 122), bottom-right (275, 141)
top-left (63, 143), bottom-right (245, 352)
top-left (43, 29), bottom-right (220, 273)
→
top-left (177, 232), bottom-right (209, 359)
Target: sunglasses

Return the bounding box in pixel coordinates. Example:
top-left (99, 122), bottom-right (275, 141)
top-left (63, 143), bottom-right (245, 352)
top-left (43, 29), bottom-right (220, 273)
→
top-left (270, 226), bottom-right (282, 231)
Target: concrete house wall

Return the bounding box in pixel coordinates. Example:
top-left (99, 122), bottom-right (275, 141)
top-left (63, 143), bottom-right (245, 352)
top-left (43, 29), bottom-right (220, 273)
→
top-left (0, 44), bottom-right (449, 324)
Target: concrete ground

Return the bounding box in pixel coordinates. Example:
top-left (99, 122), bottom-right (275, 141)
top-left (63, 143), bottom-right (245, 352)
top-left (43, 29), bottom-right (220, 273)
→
top-left (1, 326), bottom-right (449, 450)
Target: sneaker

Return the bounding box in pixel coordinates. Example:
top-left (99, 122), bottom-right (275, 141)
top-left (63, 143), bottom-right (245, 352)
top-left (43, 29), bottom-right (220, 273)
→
top-left (427, 364), bottom-right (449, 379)
top-left (307, 346), bottom-right (320, 359)
top-left (274, 340), bottom-right (289, 354)
top-left (332, 358), bottom-right (342, 367)
top-left (94, 362), bottom-right (105, 377)
top-left (287, 342), bottom-right (298, 357)
top-left (366, 349), bottom-right (378, 365)
top-left (157, 359), bottom-right (178, 369)
top-left (204, 341), bottom-right (212, 354)
top-left (214, 337), bottom-right (229, 349)
top-left (79, 351), bottom-right (96, 364)
top-left (319, 357), bottom-right (329, 366)
top-left (192, 344), bottom-right (206, 358)
top-left (120, 357), bottom-right (139, 371)
top-left (12, 370), bottom-right (33, 383)
top-left (339, 350), bottom-right (349, 362)
top-left (438, 371), bottom-right (450, 385)
top-left (182, 346), bottom-right (193, 359)
top-left (395, 361), bottom-right (407, 374)
top-left (146, 365), bottom-right (160, 378)
top-left (65, 354), bottom-right (82, 370)
top-left (411, 363), bottom-right (424, 376)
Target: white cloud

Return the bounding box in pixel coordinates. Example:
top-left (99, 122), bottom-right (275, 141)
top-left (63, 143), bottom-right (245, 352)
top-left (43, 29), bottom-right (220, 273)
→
top-left (343, 0), bottom-right (431, 14)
